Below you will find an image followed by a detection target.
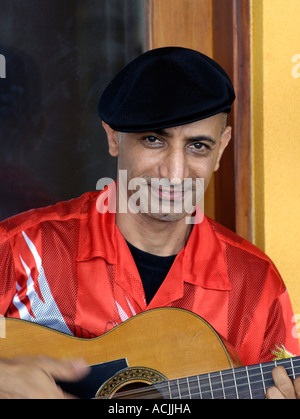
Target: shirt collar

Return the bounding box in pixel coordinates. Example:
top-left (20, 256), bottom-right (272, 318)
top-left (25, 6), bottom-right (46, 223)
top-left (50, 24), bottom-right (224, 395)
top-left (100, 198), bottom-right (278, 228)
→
top-left (180, 215), bottom-right (231, 291)
top-left (76, 183), bottom-right (118, 265)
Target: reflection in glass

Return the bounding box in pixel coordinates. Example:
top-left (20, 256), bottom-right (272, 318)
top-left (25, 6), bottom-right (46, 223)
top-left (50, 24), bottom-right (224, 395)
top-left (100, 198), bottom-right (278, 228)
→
top-left (0, 0), bottom-right (145, 220)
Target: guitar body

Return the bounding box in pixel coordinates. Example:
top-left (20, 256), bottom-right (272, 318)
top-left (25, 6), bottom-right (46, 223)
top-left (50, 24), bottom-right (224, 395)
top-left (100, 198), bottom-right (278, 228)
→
top-left (0, 308), bottom-right (242, 398)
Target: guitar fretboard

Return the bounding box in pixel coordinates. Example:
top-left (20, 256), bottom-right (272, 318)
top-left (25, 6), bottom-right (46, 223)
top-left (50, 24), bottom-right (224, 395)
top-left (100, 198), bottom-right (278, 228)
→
top-left (156, 357), bottom-right (300, 399)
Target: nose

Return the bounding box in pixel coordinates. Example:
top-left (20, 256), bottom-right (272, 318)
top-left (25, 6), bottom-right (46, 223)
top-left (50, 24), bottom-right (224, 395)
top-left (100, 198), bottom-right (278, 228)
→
top-left (159, 148), bottom-right (189, 184)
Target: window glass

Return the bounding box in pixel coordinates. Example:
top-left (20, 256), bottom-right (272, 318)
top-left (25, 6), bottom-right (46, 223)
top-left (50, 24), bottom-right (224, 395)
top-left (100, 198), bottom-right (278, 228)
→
top-left (0, 0), bottom-right (145, 220)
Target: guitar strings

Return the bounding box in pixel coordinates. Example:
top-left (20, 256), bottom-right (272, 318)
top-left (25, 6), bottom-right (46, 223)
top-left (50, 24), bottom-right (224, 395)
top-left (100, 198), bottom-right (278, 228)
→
top-left (111, 374), bottom-right (272, 400)
top-left (109, 360), bottom-right (300, 400)
top-left (112, 372), bottom-right (295, 400)
top-left (114, 364), bottom-right (300, 399)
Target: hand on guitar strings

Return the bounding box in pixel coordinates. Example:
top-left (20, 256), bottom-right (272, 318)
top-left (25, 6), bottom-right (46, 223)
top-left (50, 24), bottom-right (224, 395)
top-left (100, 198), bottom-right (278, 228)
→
top-left (266, 366), bottom-right (300, 399)
top-left (0, 356), bottom-right (90, 399)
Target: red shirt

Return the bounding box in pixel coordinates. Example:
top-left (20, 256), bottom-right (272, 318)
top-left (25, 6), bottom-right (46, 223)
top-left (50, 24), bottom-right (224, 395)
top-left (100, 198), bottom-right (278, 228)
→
top-left (0, 187), bottom-right (299, 366)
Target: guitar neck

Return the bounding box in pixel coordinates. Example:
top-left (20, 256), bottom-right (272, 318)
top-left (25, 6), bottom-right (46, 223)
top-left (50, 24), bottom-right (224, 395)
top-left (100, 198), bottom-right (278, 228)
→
top-left (156, 356), bottom-right (300, 399)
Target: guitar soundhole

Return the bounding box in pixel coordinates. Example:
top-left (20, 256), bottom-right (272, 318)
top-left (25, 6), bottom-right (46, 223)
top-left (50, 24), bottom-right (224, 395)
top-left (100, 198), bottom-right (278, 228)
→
top-left (96, 367), bottom-right (167, 399)
top-left (112, 382), bottom-right (163, 400)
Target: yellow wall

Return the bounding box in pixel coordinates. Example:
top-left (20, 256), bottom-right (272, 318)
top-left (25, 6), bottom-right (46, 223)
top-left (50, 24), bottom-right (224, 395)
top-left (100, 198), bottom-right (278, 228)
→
top-left (252, 0), bottom-right (300, 339)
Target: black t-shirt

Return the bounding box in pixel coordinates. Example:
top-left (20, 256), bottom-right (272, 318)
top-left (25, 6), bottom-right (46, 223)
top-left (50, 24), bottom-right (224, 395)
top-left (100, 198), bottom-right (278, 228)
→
top-left (126, 241), bottom-right (177, 305)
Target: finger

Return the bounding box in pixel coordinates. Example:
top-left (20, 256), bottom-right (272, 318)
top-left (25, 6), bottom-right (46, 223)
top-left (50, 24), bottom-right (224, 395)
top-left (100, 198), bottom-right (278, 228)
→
top-left (0, 357), bottom-right (89, 399)
top-left (266, 386), bottom-right (287, 399)
top-left (271, 366), bottom-right (296, 399)
top-left (34, 356), bottom-right (90, 382)
top-left (294, 377), bottom-right (300, 399)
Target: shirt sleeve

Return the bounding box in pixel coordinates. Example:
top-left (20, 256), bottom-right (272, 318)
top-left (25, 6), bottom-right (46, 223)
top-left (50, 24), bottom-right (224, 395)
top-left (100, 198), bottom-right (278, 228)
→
top-left (234, 259), bottom-right (300, 366)
top-left (259, 290), bottom-right (300, 363)
top-left (0, 234), bottom-right (16, 315)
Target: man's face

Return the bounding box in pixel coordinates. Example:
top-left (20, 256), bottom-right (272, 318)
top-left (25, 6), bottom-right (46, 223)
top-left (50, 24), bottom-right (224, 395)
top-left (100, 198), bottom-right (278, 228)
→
top-left (103, 114), bottom-right (231, 223)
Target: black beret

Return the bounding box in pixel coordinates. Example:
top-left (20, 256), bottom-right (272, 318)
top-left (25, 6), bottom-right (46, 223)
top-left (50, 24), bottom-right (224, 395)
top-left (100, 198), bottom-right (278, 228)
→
top-left (98, 47), bottom-right (235, 132)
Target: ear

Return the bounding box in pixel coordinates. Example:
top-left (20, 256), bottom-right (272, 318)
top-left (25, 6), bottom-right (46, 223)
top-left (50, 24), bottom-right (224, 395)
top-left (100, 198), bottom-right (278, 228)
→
top-left (214, 126), bottom-right (232, 172)
top-left (102, 121), bottom-right (120, 157)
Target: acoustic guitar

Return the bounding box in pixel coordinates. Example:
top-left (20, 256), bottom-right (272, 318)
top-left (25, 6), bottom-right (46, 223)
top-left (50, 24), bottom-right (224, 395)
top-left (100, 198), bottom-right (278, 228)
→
top-left (0, 308), bottom-right (298, 399)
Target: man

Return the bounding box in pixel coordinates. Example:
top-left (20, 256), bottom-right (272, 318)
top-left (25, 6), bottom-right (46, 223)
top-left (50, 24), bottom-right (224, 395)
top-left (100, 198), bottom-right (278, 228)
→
top-left (0, 47), bottom-right (299, 399)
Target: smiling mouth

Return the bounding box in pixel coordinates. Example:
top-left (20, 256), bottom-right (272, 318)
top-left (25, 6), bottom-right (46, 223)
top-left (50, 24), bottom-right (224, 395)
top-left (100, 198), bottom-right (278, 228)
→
top-left (159, 189), bottom-right (185, 200)
top-left (149, 185), bottom-right (188, 201)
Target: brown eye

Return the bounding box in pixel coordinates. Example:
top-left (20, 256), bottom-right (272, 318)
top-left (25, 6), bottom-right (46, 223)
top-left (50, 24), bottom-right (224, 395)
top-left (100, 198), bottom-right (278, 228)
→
top-left (147, 136), bottom-right (159, 143)
top-left (190, 142), bottom-right (210, 153)
top-left (141, 136), bottom-right (163, 147)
